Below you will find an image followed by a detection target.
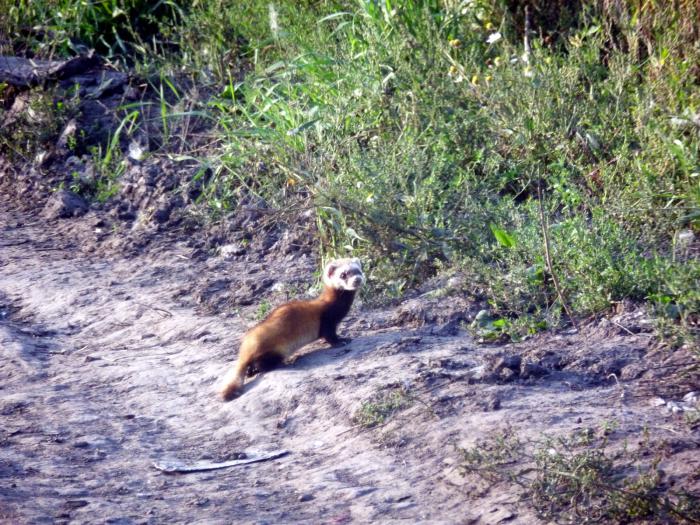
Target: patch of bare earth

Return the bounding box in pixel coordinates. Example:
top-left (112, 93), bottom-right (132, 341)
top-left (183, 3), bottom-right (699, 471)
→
top-left (1, 199), bottom-right (698, 524)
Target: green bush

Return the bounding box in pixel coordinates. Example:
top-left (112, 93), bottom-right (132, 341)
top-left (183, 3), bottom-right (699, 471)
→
top-left (2, 0), bottom-right (698, 336)
top-left (0, 0), bottom-right (184, 61)
top-left (198, 1), bottom-right (698, 333)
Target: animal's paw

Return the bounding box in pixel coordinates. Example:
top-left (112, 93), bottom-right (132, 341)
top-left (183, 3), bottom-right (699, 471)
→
top-left (330, 337), bottom-right (352, 347)
top-left (220, 386), bottom-right (243, 401)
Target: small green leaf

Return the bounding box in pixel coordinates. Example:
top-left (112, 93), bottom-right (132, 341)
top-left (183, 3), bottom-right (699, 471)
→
top-left (221, 85), bottom-right (235, 99)
top-left (492, 318), bottom-right (507, 328)
top-left (490, 224), bottom-right (517, 248)
top-left (286, 118), bottom-right (320, 136)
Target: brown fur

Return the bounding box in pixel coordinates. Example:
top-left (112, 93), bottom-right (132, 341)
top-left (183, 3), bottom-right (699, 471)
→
top-left (220, 280), bottom-right (358, 401)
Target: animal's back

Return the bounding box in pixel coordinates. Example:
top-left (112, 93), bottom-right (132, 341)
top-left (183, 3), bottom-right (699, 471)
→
top-left (247, 300), bottom-right (322, 357)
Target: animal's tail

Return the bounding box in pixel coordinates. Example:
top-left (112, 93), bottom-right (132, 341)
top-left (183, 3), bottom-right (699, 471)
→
top-left (219, 358), bottom-right (247, 401)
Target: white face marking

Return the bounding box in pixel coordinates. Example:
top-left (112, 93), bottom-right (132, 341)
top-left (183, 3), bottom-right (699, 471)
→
top-left (323, 258), bottom-right (364, 291)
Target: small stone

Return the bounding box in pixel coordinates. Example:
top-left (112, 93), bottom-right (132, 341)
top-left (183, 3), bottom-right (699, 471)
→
top-left (298, 493), bottom-right (314, 502)
top-left (495, 355), bottom-right (522, 372)
top-left (621, 362), bottom-right (646, 380)
top-left (485, 395), bottom-right (501, 411)
top-left (270, 282), bottom-right (285, 293)
top-left (34, 150), bottom-right (51, 166)
top-left (153, 203), bottom-right (172, 223)
top-left (649, 397), bottom-right (666, 407)
top-left (0, 399), bottom-right (28, 416)
top-left (488, 507), bottom-right (516, 523)
top-left (63, 500), bottom-right (89, 510)
top-left (117, 205), bottom-right (136, 221)
top-left (469, 364), bottom-right (490, 382)
top-left (498, 367), bottom-right (518, 382)
top-left (442, 466), bottom-right (468, 487)
top-left (57, 119), bottom-right (78, 150)
top-left (666, 401), bottom-right (683, 414)
top-left (683, 392), bottom-right (698, 405)
top-left (128, 140), bottom-right (147, 161)
top-left (520, 362), bottom-right (549, 379)
top-left (218, 243), bottom-right (246, 258)
top-left (447, 275), bottom-right (465, 289)
top-left (676, 230), bottom-right (695, 246)
top-left (431, 320), bottom-right (460, 336)
top-left (42, 190), bottom-right (88, 219)
top-left (349, 487), bottom-right (376, 499)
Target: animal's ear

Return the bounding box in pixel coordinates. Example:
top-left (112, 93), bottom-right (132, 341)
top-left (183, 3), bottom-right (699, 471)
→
top-left (326, 261), bottom-right (339, 278)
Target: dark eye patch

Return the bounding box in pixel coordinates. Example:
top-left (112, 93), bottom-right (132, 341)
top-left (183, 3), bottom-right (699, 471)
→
top-left (340, 271), bottom-right (347, 279)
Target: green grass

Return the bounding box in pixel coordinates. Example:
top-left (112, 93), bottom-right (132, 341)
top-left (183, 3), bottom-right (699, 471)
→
top-left (459, 427), bottom-right (700, 523)
top-left (255, 300), bottom-right (272, 321)
top-left (353, 387), bottom-right (410, 428)
top-left (1, 0), bottom-right (698, 340)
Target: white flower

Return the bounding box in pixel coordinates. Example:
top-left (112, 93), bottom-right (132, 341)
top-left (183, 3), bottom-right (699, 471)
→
top-left (486, 32), bottom-right (502, 44)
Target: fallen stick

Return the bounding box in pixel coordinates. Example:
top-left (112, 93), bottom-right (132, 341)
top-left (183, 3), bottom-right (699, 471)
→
top-left (152, 449), bottom-right (289, 474)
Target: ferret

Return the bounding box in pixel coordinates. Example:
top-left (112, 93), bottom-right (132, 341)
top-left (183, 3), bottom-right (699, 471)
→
top-left (219, 258), bottom-right (364, 400)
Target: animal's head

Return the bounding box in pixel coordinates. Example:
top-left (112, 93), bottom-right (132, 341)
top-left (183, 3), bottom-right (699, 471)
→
top-left (323, 258), bottom-right (364, 291)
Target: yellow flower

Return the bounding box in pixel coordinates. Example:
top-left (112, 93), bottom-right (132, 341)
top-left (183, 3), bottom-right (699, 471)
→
top-left (448, 38), bottom-right (461, 48)
top-left (485, 75), bottom-right (492, 83)
top-left (471, 74), bottom-right (479, 85)
top-left (485, 21), bottom-right (493, 30)
top-left (448, 65), bottom-right (465, 83)
top-left (494, 56), bottom-right (502, 67)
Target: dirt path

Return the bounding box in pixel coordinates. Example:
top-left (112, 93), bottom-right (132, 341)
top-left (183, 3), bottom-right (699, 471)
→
top-left (1, 207), bottom-right (698, 524)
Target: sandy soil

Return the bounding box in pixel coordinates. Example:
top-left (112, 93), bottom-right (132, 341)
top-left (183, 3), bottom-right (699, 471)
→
top-left (1, 202), bottom-right (698, 524)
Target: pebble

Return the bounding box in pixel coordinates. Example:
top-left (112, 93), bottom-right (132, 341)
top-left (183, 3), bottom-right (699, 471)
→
top-left (520, 362), bottom-right (549, 379)
top-left (497, 355), bottom-right (522, 371)
top-left (666, 401), bottom-right (684, 414)
top-left (485, 395), bottom-right (501, 411)
top-left (649, 397), bottom-right (666, 407)
top-left (683, 392), bottom-right (698, 405)
top-left (498, 367), bottom-right (517, 382)
top-left (42, 190), bottom-right (88, 219)
top-left (487, 507), bottom-right (516, 523)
